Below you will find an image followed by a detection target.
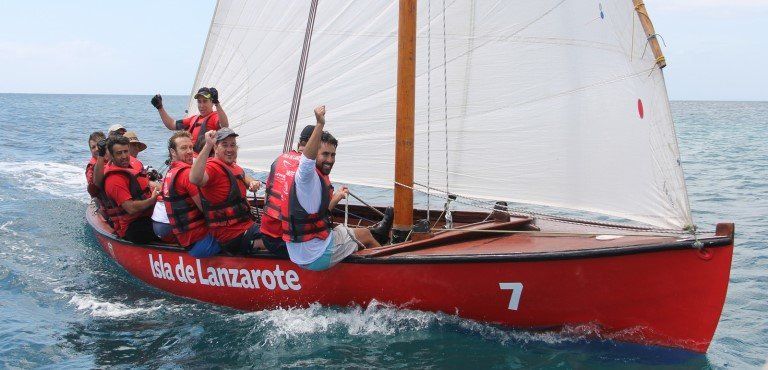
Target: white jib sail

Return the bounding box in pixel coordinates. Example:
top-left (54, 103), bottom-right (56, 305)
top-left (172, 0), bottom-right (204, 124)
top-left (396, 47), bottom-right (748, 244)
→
top-left (187, 0), bottom-right (692, 230)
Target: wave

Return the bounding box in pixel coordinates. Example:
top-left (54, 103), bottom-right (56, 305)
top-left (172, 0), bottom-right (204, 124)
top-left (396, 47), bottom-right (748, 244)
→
top-left (67, 293), bottom-right (163, 318)
top-left (0, 161), bottom-right (89, 203)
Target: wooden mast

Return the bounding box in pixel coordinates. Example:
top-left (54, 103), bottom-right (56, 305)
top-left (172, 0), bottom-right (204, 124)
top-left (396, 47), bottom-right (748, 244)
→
top-left (393, 0), bottom-right (416, 242)
top-left (632, 0), bottom-right (666, 69)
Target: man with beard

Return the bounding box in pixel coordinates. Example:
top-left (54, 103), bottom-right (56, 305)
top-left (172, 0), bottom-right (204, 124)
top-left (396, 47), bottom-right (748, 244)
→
top-left (152, 87), bottom-right (229, 154)
top-left (278, 106), bottom-right (392, 271)
top-left (190, 128), bottom-right (262, 255)
top-left (159, 131), bottom-right (221, 257)
top-left (102, 136), bottom-right (161, 243)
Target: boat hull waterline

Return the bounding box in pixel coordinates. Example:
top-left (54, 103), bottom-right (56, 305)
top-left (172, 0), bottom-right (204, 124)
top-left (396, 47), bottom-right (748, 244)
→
top-left (86, 207), bottom-right (732, 353)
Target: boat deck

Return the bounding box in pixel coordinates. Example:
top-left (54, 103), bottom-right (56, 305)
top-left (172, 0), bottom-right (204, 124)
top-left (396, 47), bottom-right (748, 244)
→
top-left (87, 201), bottom-right (729, 262)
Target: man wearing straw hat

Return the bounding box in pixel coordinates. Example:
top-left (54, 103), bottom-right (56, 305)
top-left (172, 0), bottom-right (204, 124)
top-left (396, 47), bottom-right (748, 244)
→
top-left (123, 131), bottom-right (147, 159)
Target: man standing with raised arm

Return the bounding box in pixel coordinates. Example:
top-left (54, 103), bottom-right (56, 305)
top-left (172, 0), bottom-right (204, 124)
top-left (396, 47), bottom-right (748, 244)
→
top-left (151, 87), bottom-right (229, 154)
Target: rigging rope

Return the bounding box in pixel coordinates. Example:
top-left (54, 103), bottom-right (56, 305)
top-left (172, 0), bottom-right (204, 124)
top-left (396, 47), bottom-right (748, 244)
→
top-left (442, 0), bottom-right (450, 197)
top-left (393, 180), bottom-right (696, 236)
top-left (283, 0), bottom-right (319, 153)
top-left (426, 0), bottom-right (433, 221)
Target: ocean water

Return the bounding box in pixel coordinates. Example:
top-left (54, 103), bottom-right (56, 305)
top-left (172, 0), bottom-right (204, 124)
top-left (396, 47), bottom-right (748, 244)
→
top-left (0, 94), bottom-right (765, 368)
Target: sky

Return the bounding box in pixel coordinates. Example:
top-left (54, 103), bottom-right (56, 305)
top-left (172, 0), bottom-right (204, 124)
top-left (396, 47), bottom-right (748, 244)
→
top-left (1, 0), bottom-right (766, 101)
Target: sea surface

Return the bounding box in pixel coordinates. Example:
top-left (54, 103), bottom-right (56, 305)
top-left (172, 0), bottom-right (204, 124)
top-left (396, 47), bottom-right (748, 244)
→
top-left (0, 94), bottom-right (765, 368)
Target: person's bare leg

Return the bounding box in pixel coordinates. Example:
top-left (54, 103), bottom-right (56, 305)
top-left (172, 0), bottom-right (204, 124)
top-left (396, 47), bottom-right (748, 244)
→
top-left (352, 228), bottom-right (381, 249)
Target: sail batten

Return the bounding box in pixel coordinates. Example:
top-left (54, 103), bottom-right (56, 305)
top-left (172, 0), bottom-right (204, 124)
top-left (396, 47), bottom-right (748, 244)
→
top-left (189, 0), bottom-right (692, 230)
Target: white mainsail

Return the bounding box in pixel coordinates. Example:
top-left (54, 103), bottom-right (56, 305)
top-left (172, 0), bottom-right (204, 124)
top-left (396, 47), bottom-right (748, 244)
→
top-left (187, 0), bottom-right (692, 230)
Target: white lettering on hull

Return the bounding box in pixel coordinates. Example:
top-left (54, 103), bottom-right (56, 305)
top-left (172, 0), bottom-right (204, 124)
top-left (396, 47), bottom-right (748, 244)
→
top-left (147, 252), bottom-right (302, 291)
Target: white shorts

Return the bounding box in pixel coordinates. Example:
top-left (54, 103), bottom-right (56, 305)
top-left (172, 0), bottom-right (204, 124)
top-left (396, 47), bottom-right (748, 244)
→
top-left (300, 225), bottom-right (362, 271)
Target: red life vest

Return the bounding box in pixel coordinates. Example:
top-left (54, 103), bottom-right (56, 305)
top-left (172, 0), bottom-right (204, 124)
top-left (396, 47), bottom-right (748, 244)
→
top-left (162, 161), bottom-right (206, 234)
top-left (100, 160), bottom-right (151, 231)
top-left (86, 157), bottom-right (100, 198)
top-left (260, 151), bottom-right (302, 238)
top-left (280, 165), bottom-right (332, 243)
top-left (198, 158), bottom-right (254, 227)
top-left (187, 113), bottom-right (215, 153)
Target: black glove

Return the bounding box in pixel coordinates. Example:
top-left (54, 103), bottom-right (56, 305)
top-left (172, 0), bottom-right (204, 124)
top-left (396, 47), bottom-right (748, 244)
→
top-left (151, 94), bottom-right (163, 110)
top-left (97, 139), bottom-right (108, 157)
top-left (210, 88), bottom-right (219, 105)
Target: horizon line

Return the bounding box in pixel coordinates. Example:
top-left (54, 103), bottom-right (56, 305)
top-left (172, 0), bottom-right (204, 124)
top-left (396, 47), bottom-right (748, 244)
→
top-left (0, 91), bottom-right (765, 103)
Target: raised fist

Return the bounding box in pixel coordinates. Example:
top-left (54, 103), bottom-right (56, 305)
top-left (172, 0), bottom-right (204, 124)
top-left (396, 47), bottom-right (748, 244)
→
top-left (151, 94), bottom-right (163, 110)
top-left (210, 87), bottom-right (220, 105)
top-left (314, 105), bottom-right (326, 125)
top-left (205, 130), bottom-right (218, 147)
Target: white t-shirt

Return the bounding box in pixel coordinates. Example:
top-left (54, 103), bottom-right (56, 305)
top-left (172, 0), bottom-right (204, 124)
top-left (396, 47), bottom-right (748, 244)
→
top-left (151, 200), bottom-right (170, 223)
top-left (286, 155), bottom-right (332, 265)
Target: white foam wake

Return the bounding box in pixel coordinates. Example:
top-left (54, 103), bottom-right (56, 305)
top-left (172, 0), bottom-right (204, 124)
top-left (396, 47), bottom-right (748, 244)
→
top-left (0, 161), bottom-right (89, 203)
top-left (68, 293), bottom-right (163, 318)
top-left (237, 300), bottom-right (584, 347)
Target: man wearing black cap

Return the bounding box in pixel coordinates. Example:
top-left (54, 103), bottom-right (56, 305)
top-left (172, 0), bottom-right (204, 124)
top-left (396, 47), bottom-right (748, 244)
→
top-left (190, 127), bottom-right (263, 255)
top-left (151, 87), bottom-right (230, 154)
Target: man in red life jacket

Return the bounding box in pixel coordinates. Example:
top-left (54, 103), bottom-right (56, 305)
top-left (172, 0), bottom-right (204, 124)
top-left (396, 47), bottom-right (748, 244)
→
top-left (151, 87), bottom-right (229, 154)
top-left (86, 131), bottom-right (106, 198)
top-left (102, 136), bottom-right (161, 243)
top-left (157, 131), bottom-right (222, 257)
top-left (190, 128), bottom-right (263, 255)
top-left (281, 106), bottom-right (392, 271)
top-left (260, 124), bottom-right (375, 257)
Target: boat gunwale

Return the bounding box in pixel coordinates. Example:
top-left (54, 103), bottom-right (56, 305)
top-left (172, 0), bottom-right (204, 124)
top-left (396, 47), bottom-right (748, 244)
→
top-left (86, 205), bottom-right (733, 264)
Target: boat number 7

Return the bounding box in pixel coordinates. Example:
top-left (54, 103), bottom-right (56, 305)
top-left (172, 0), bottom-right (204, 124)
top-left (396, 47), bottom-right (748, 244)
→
top-left (499, 282), bottom-right (523, 310)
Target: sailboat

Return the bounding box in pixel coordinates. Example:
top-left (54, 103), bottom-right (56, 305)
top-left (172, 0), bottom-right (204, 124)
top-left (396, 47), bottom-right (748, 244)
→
top-left (86, 0), bottom-right (733, 352)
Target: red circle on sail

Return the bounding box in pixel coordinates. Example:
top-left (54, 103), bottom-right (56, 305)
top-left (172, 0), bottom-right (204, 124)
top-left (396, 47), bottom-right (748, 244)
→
top-left (637, 99), bottom-right (644, 119)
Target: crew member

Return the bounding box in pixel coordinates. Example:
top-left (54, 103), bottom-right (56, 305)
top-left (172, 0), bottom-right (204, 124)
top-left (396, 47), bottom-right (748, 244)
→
top-left (260, 125), bottom-right (367, 257)
top-left (190, 128), bottom-right (262, 255)
top-left (159, 131), bottom-right (221, 257)
top-left (123, 131), bottom-right (147, 158)
top-left (102, 136), bottom-right (161, 243)
top-left (152, 87), bottom-right (229, 154)
top-left (281, 106), bottom-right (392, 271)
top-left (86, 131), bottom-right (106, 197)
top-left (107, 124), bottom-right (127, 137)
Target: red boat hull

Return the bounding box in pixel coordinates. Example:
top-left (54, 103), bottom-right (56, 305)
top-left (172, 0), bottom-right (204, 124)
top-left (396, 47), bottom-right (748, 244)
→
top-left (87, 207), bottom-right (732, 353)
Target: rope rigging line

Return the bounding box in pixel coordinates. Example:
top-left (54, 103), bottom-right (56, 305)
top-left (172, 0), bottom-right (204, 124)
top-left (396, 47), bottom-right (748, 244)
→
top-left (426, 0), bottom-right (433, 221)
top-left (392, 180), bottom-right (698, 236)
top-left (283, 0), bottom-right (319, 153)
top-left (441, 0), bottom-right (450, 198)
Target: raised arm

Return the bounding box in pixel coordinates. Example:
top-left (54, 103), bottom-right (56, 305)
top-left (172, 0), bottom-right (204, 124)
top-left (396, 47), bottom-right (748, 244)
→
top-left (190, 130), bottom-right (216, 187)
top-left (92, 139), bottom-right (108, 188)
top-left (303, 105), bottom-right (326, 161)
top-left (210, 88), bottom-right (229, 128)
top-left (151, 94), bottom-right (177, 130)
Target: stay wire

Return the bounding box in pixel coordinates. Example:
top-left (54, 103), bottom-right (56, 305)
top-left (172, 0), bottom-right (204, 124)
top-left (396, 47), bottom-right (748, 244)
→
top-left (283, 0), bottom-right (319, 153)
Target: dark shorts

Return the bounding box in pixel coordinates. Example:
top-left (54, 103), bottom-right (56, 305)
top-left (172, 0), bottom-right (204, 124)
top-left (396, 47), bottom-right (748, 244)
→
top-left (124, 217), bottom-right (162, 244)
top-left (220, 223), bottom-right (263, 255)
top-left (262, 235), bottom-right (289, 258)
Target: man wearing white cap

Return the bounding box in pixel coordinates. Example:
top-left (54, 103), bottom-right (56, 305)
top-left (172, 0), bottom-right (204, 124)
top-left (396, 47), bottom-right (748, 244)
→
top-left (151, 87), bottom-right (229, 154)
top-left (107, 124), bottom-right (127, 136)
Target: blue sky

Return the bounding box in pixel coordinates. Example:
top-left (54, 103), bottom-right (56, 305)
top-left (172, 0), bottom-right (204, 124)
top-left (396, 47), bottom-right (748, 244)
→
top-left (1, 0), bottom-right (766, 101)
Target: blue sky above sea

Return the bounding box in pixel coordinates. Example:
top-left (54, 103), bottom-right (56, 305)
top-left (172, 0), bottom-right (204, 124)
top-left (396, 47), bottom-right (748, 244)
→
top-left (1, 0), bottom-right (766, 101)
